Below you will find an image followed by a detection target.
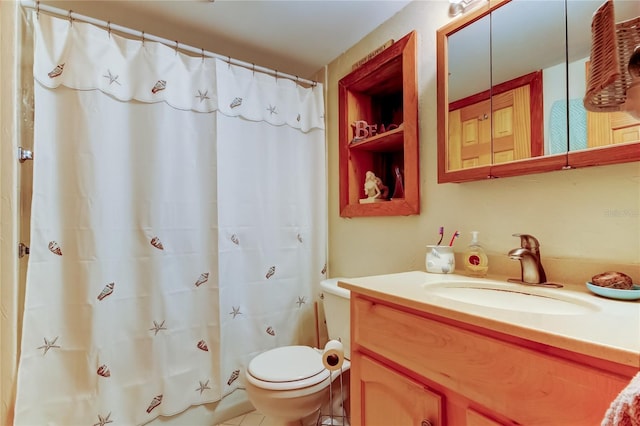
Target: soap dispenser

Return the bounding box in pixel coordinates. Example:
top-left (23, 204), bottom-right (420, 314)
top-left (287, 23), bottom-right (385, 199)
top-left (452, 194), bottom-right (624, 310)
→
top-left (463, 231), bottom-right (489, 277)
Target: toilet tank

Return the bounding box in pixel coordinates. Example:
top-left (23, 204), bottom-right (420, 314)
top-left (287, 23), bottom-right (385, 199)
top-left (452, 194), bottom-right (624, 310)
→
top-left (320, 278), bottom-right (351, 359)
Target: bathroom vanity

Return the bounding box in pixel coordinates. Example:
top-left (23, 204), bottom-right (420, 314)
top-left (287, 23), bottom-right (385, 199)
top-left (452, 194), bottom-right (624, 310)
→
top-left (339, 272), bottom-right (639, 425)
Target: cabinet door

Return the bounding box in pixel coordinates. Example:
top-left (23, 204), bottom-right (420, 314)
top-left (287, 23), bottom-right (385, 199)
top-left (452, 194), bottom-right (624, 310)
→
top-left (353, 353), bottom-right (442, 426)
top-left (466, 408), bottom-right (506, 426)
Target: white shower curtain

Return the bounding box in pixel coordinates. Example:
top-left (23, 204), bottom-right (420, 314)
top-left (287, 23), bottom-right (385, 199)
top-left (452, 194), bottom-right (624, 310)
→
top-left (15, 12), bottom-right (326, 426)
top-left (214, 45), bottom-right (327, 400)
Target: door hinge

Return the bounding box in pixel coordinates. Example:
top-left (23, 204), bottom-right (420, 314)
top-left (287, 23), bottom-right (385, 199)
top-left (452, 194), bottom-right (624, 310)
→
top-left (18, 147), bottom-right (33, 163)
top-left (18, 243), bottom-right (30, 258)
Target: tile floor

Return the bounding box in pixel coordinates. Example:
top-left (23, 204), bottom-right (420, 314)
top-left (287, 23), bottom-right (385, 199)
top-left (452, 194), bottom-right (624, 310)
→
top-left (215, 409), bottom-right (346, 426)
top-left (215, 410), bottom-right (262, 426)
top-left (215, 410), bottom-right (275, 426)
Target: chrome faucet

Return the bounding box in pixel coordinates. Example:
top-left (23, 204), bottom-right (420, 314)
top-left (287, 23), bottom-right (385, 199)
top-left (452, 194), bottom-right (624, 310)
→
top-left (508, 233), bottom-right (548, 285)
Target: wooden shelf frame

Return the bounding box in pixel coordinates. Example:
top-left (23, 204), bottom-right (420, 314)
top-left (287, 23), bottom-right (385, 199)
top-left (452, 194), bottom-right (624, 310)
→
top-left (338, 31), bottom-right (419, 217)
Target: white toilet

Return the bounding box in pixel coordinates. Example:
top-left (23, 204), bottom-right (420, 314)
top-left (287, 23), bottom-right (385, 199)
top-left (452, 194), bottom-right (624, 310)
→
top-left (244, 278), bottom-right (351, 426)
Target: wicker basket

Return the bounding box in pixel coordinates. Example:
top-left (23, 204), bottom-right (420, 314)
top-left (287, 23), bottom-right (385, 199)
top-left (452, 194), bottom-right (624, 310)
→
top-left (583, 0), bottom-right (640, 112)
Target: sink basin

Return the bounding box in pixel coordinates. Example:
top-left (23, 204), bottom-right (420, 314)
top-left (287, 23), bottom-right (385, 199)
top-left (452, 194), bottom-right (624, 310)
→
top-left (423, 281), bottom-right (599, 315)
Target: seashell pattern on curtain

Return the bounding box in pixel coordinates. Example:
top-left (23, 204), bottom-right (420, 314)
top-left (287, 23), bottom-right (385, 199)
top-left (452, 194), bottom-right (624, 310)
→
top-left (15, 12), bottom-right (326, 426)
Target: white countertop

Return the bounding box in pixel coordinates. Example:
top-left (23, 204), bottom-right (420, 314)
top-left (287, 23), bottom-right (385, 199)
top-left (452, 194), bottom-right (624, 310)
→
top-left (338, 271), bottom-right (640, 368)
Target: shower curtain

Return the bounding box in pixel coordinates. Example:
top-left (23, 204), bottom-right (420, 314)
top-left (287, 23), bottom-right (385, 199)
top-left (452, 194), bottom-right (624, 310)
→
top-left (14, 12), bottom-right (326, 426)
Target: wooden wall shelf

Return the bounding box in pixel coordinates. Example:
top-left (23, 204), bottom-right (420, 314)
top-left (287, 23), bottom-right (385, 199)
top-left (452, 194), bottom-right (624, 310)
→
top-left (349, 126), bottom-right (404, 152)
top-left (338, 31), bottom-right (419, 217)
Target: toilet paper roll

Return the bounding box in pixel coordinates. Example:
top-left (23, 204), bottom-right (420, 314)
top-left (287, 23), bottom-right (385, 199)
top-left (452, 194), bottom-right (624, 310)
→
top-left (322, 339), bottom-right (345, 371)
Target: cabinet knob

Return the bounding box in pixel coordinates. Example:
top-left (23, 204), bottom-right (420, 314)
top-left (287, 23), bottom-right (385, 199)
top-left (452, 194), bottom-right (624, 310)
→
top-left (421, 420), bottom-right (433, 426)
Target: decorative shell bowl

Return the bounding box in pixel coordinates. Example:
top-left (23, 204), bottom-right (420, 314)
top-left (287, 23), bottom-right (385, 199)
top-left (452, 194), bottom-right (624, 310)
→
top-left (586, 282), bottom-right (640, 301)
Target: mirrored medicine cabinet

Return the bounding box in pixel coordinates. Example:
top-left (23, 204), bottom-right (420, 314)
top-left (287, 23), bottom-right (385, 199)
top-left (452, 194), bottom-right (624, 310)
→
top-left (437, 0), bottom-right (640, 183)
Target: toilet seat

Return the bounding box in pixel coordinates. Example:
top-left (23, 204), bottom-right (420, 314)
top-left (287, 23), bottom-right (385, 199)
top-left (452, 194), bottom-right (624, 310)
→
top-left (247, 346), bottom-right (330, 391)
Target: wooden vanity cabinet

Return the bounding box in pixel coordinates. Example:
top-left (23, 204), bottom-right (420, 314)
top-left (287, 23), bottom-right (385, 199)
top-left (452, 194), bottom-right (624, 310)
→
top-left (350, 293), bottom-right (634, 426)
top-left (356, 354), bottom-right (442, 425)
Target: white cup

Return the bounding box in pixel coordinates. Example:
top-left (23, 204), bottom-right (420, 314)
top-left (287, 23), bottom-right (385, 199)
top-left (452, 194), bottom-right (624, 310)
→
top-left (426, 245), bottom-right (455, 274)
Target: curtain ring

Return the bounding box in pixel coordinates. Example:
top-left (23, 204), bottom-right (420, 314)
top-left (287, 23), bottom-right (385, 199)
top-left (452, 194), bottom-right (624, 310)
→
top-left (107, 21), bottom-right (111, 38)
top-left (252, 63), bottom-right (255, 76)
top-left (141, 31), bottom-right (145, 45)
top-left (227, 56), bottom-right (231, 69)
top-left (68, 9), bottom-right (73, 26)
top-left (35, 0), bottom-right (40, 19)
top-left (275, 70), bottom-right (278, 80)
top-left (174, 40), bottom-right (179, 55)
top-left (201, 48), bottom-right (205, 63)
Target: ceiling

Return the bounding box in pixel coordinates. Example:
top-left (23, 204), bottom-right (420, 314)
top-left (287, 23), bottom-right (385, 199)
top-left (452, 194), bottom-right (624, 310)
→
top-left (38, 0), bottom-right (413, 78)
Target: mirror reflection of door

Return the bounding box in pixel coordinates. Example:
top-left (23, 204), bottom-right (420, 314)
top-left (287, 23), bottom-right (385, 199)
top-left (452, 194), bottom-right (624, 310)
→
top-left (448, 71), bottom-right (542, 170)
top-left (585, 62), bottom-right (640, 148)
top-left (449, 98), bottom-right (491, 170)
top-left (446, 0), bottom-right (564, 172)
top-left (492, 85), bottom-right (530, 164)
top-left (447, 13), bottom-right (491, 171)
top-left (491, 0), bottom-right (565, 160)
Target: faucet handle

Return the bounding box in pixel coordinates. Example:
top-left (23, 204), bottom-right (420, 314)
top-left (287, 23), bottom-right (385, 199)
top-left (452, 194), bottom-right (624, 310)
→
top-left (512, 233), bottom-right (540, 251)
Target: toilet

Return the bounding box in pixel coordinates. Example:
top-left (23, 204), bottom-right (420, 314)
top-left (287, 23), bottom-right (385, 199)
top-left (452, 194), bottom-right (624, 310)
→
top-left (244, 278), bottom-right (351, 426)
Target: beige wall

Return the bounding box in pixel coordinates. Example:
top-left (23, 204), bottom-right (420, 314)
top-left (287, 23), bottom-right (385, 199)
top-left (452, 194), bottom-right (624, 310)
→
top-left (326, 1), bottom-right (640, 284)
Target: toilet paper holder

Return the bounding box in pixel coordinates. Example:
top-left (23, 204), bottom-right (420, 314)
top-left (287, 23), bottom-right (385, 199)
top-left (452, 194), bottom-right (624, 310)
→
top-left (317, 340), bottom-right (349, 426)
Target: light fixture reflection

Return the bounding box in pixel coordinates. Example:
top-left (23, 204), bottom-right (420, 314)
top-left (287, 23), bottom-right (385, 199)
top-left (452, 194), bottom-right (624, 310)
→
top-left (448, 0), bottom-right (487, 17)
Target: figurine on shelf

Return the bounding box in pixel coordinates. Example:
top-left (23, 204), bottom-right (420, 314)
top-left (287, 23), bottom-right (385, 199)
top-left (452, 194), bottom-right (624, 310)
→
top-left (360, 171), bottom-right (389, 204)
top-left (390, 166), bottom-right (405, 199)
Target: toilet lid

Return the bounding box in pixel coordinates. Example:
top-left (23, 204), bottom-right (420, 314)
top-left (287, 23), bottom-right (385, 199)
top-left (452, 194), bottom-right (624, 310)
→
top-left (248, 346), bottom-right (327, 383)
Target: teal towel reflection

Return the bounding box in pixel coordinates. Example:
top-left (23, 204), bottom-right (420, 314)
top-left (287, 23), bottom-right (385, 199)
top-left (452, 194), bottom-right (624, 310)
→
top-left (549, 98), bottom-right (587, 154)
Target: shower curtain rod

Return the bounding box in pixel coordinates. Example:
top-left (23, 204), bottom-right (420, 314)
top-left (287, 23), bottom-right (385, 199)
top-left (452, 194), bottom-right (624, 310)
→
top-left (20, 0), bottom-right (317, 87)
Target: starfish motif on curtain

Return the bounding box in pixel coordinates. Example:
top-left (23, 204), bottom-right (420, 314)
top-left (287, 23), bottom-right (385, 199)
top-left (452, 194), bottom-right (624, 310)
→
top-left (149, 320), bottom-right (167, 335)
top-left (103, 70), bottom-right (121, 86)
top-left (195, 90), bottom-right (210, 102)
top-left (195, 380), bottom-right (211, 394)
top-left (267, 104), bottom-right (277, 115)
top-left (37, 336), bottom-right (60, 355)
top-left (296, 296), bottom-right (306, 308)
top-left (229, 306), bottom-right (242, 318)
top-left (93, 412), bottom-right (113, 426)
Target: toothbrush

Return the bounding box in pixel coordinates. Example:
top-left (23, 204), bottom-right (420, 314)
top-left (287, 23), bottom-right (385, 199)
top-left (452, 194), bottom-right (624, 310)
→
top-left (448, 230), bottom-right (460, 247)
top-left (437, 226), bottom-right (444, 245)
